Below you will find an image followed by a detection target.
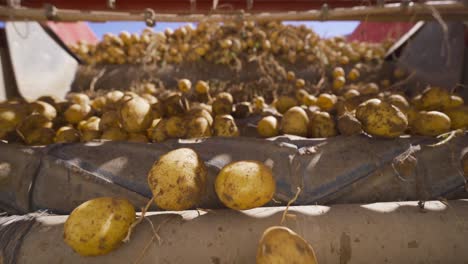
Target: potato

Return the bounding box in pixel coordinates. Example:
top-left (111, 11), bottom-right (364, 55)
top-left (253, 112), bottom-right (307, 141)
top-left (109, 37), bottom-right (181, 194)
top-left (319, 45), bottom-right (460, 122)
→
top-left (295, 89), bottom-right (308, 103)
top-left (359, 82), bottom-right (379, 95)
top-left (78, 116), bottom-right (100, 132)
top-left (412, 111), bottom-right (451, 136)
top-left (309, 111), bottom-right (337, 138)
top-left (356, 98), bottom-right (408, 138)
top-left (100, 111), bottom-right (121, 130)
top-left (332, 67), bottom-right (344, 78)
top-left (119, 95), bottom-right (152, 133)
top-left (148, 148), bottom-right (207, 210)
top-left (195, 80), bottom-right (210, 94)
top-left (406, 107), bottom-right (419, 127)
top-left (281, 106), bottom-right (309, 137)
top-left (64, 197), bottom-right (135, 256)
top-left (17, 114), bottom-right (52, 140)
top-left (67, 93), bottom-right (90, 105)
top-left (30, 101), bottom-right (57, 120)
top-left (213, 114), bottom-right (239, 137)
top-left (165, 116), bottom-right (187, 138)
top-left (64, 103), bottom-right (92, 124)
top-left (141, 93), bottom-right (158, 105)
top-left (347, 68), bottom-right (360, 81)
top-left (419, 86), bottom-right (450, 110)
top-left (275, 96), bottom-right (297, 114)
top-left (316, 93), bottom-right (337, 112)
top-left (55, 126), bottom-right (80, 143)
top-left (105, 90), bottom-right (125, 109)
top-left (164, 93), bottom-right (187, 116)
top-left (233, 102), bottom-right (252, 118)
top-left (178, 79), bottom-right (192, 93)
top-left (257, 226), bottom-right (318, 264)
top-left (188, 108), bottom-right (213, 126)
top-left (186, 116), bottom-right (212, 138)
top-left (386, 94), bottom-right (409, 112)
top-left (24, 127), bottom-right (55, 145)
top-left (0, 104), bottom-right (27, 133)
top-left (337, 113), bottom-right (362, 136)
top-left (91, 96), bottom-right (106, 112)
top-left (295, 78), bottom-right (305, 88)
top-left (215, 160), bottom-right (275, 210)
top-left (444, 106), bottom-right (468, 129)
top-left (212, 92), bottom-right (234, 116)
top-left (37, 95), bottom-right (59, 107)
top-left (445, 95), bottom-right (464, 109)
top-left (253, 96), bottom-right (266, 112)
top-left (303, 94), bottom-right (317, 106)
top-left (101, 127), bottom-right (128, 141)
top-left (148, 119), bottom-right (169, 142)
top-left (128, 132), bottom-right (148, 143)
top-left (257, 116), bottom-right (279, 138)
top-left (343, 89), bottom-right (360, 100)
top-left (332, 76), bottom-right (346, 92)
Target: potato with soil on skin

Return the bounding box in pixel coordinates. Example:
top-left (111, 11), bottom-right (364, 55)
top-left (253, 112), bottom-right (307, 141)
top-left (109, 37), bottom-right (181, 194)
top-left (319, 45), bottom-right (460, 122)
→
top-left (257, 226), bottom-right (318, 264)
top-left (178, 79), bottom-right (192, 93)
top-left (281, 106), bottom-right (309, 137)
top-left (64, 103), bottom-right (92, 125)
top-left (188, 108), bottom-right (213, 126)
top-left (257, 116), bottom-right (279, 138)
top-left (64, 197), bottom-right (135, 256)
top-left (444, 106), bottom-right (468, 129)
top-left (67, 93), bottom-right (90, 106)
top-left (78, 116), bottom-right (101, 142)
top-left (24, 127), bottom-right (55, 145)
top-left (163, 93), bottom-right (188, 117)
top-left (445, 95), bottom-right (464, 109)
top-left (419, 86), bottom-right (451, 110)
top-left (337, 112), bottom-right (363, 136)
top-left (99, 111), bottom-right (121, 131)
top-left (119, 95), bottom-right (152, 133)
top-left (17, 114), bottom-right (53, 144)
top-left (215, 160), bottom-right (275, 210)
top-left (412, 111), bottom-right (451, 136)
top-left (148, 148), bottom-right (207, 210)
top-left (0, 104), bottom-right (28, 137)
top-left (213, 114), bottom-right (239, 137)
top-left (233, 102), bottom-right (252, 118)
top-left (186, 116), bottom-right (212, 139)
top-left (165, 116), bottom-right (187, 138)
top-left (316, 93), bottom-right (337, 112)
top-left (356, 98), bottom-right (408, 138)
top-left (309, 111), bottom-right (337, 138)
top-left (275, 96), bottom-right (297, 114)
top-left (55, 126), bottom-right (80, 143)
top-left (148, 119), bottom-right (168, 142)
top-left (29, 101), bottom-right (57, 121)
top-left (386, 94), bottom-right (409, 113)
top-left (212, 92), bottom-right (234, 116)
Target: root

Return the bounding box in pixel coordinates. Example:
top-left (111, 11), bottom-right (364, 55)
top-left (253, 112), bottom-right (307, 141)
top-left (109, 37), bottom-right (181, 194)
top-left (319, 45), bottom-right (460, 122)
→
top-left (428, 129), bottom-right (464, 147)
top-left (132, 218), bottom-right (170, 264)
top-left (280, 187), bottom-right (302, 225)
top-left (123, 196), bottom-right (154, 243)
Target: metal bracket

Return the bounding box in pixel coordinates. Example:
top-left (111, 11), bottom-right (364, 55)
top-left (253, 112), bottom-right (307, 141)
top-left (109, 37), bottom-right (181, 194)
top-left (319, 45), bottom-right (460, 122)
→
top-left (320, 4), bottom-right (329, 21)
top-left (44, 4), bottom-right (58, 21)
top-left (144, 8), bottom-right (156, 27)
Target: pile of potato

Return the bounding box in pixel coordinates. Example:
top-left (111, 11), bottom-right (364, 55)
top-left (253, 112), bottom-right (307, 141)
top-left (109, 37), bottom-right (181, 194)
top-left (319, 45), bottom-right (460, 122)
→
top-left (70, 20), bottom-right (388, 68)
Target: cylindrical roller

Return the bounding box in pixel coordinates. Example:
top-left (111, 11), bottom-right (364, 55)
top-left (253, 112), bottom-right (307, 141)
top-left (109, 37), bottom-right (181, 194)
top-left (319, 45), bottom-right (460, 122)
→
top-left (11, 200), bottom-right (468, 263)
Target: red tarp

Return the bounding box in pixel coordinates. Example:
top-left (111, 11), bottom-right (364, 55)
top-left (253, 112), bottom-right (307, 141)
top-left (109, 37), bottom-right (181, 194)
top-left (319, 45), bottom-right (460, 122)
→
top-left (347, 22), bottom-right (414, 42)
top-left (46, 22), bottom-right (98, 45)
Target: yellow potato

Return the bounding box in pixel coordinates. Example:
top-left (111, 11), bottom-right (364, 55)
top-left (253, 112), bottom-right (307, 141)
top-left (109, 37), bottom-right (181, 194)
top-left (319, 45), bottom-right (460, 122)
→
top-left (444, 95), bottom-right (464, 109)
top-left (64, 197), bottom-right (135, 256)
top-left (253, 96), bottom-right (266, 112)
top-left (347, 68), bottom-right (360, 81)
top-left (101, 128), bottom-right (128, 141)
top-left (275, 96), bottom-right (297, 114)
top-left (412, 111), bottom-right (451, 136)
top-left (119, 95), bottom-right (152, 133)
top-left (257, 226), bottom-right (318, 264)
top-left (67, 93), bottom-right (90, 105)
top-left (29, 101), bottom-right (57, 120)
top-left (419, 86), bottom-right (451, 110)
top-left (165, 116), bottom-right (187, 138)
top-left (286, 71), bottom-right (296, 81)
top-left (188, 108), bottom-right (213, 126)
top-left (148, 148), bottom-right (207, 210)
top-left (444, 106), bottom-right (468, 129)
top-left (386, 94), bottom-right (409, 112)
top-left (100, 111), bottom-right (121, 130)
top-left (332, 67), bottom-right (345, 78)
top-left (178, 79), bottom-right (192, 93)
top-left (141, 93), bottom-right (158, 105)
top-left (309, 111), bottom-right (337, 138)
top-left (212, 92), bottom-right (234, 116)
top-left (316, 93), bottom-right (337, 112)
top-left (332, 76), bottom-right (346, 92)
top-left (195, 80), bottom-right (210, 94)
top-left (295, 78), bottom-right (305, 88)
top-left (359, 82), bottom-right (379, 95)
top-left (24, 127), bottom-right (55, 146)
top-left (303, 94), bottom-right (317, 106)
top-left (186, 116), bottom-right (212, 138)
top-left (105, 91), bottom-right (125, 109)
top-left (91, 96), bottom-right (107, 112)
top-left (55, 126), bottom-right (80, 143)
top-left (215, 160), bottom-right (275, 210)
top-left (257, 116), bottom-right (279, 138)
top-left (0, 104), bottom-right (27, 133)
top-left (164, 93), bottom-right (187, 116)
top-left (64, 103), bottom-right (92, 124)
top-left (406, 107), bottom-right (420, 127)
top-left (356, 98), bottom-right (408, 138)
top-left (281, 106), bottom-right (309, 137)
top-left (17, 114), bottom-right (53, 140)
top-left (295, 89), bottom-right (309, 103)
top-left (213, 114), bottom-right (239, 137)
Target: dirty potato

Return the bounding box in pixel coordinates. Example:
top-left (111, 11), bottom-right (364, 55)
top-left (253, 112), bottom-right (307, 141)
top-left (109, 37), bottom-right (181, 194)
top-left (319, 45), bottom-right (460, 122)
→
top-left (119, 95), bottom-right (152, 133)
top-left (215, 160), bottom-right (275, 210)
top-left (257, 226), bottom-right (318, 264)
top-left (148, 148), bottom-right (207, 210)
top-left (64, 197), bottom-right (135, 256)
top-left (212, 92), bottom-right (234, 116)
top-left (412, 111), bottom-right (451, 136)
top-left (309, 111), bottom-right (337, 138)
top-left (275, 96), bottom-right (297, 114)
top-left (337, 113), bottom-right (363, 136)
top-left (281, 106), bottom-right (309, 137)
top-left (356, 98), bottom-right (408, 138)
top-left (444, 106), bottom-right (468, 129)
top-left (213, 114), bottom-right (239, 137)
top-left (257, 116), bottom-right (279, 138)
top-left (55, 126), bottom-right (80, 143)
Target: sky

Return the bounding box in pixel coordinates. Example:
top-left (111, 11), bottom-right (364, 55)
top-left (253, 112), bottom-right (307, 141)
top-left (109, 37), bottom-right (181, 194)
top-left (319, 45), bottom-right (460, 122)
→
top-left (88, 21), bottom-right (360, 40)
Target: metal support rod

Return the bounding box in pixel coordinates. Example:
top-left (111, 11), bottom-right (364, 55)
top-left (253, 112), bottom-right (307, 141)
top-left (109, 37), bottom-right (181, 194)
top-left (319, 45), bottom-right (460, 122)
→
top-left (0, 1), bottom-right (467, 22)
